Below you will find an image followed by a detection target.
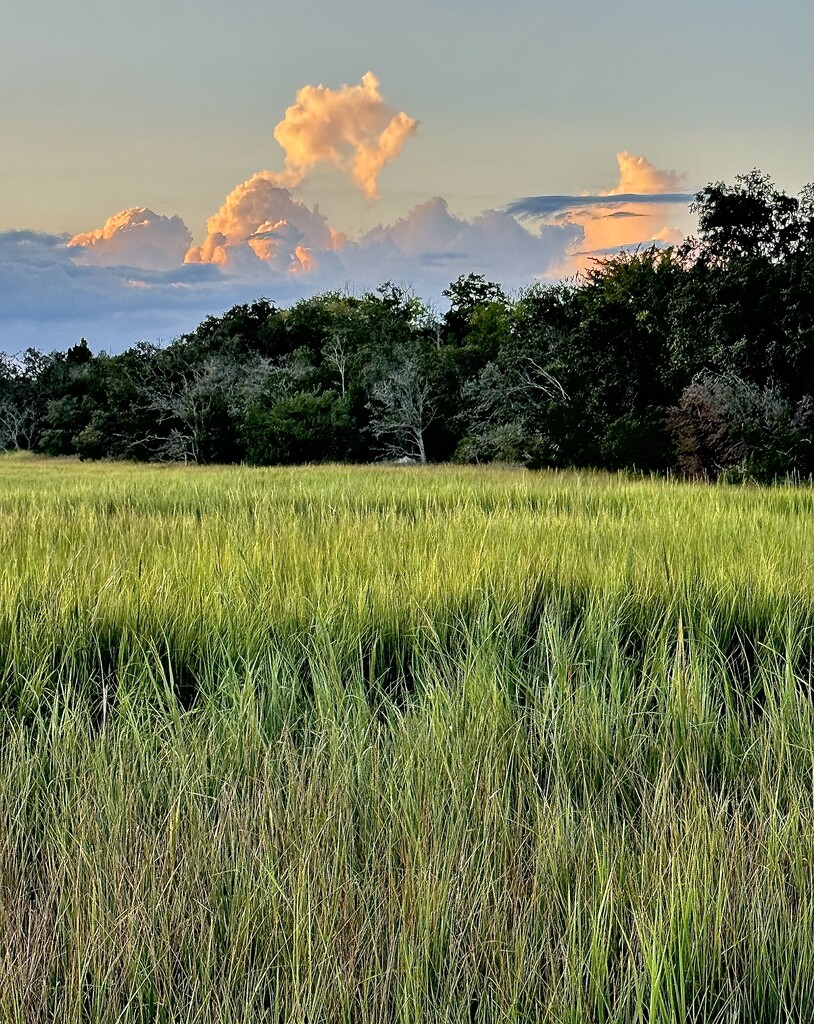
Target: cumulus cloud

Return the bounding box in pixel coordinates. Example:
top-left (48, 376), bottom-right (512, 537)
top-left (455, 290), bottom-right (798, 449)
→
top-left (187, 73), bottom-right (417, 270)
top-left (184, 172), bottom-right (341, 274)
top-left (68, 208), bottom-right (192, 271)
top-left (605, 150), bottom-right (685, 195)
top-left (267, 71), bottom-right (417, 199)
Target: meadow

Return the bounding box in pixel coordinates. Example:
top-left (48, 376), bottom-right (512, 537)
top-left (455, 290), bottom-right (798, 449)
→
top-left (2, 453), bottom-right (814, 1022)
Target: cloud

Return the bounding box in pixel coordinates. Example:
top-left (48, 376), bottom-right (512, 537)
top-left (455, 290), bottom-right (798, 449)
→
top-left (266, 71), bottom-right (417, 199)
top-left (185, 173), bottom-right (340, 273)
top-left (506, 192), bottom-right (693, 218)
top-left (0, 229), bottom-right (263, 350)
top-left (606, 150), bottom-right (685, 195)
top-left (345, 197), bottom-right (580, 292)
top-left (68, 208), bottom-right (192, 271)
top-left (188, 188), bottom-right (579, 297)
top-left (0, 199), bottom-right (580, 351)
top-left (0, 132), bottom-right (696, 351)
top-left (508, 152), bottom-right (693, 275)
top-left (168, 72), bottom-right (416, 271)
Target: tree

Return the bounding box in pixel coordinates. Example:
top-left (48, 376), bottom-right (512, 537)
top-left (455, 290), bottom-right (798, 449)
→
top-left (242, 391), bottom-right (352, 465)
top-left (139, 352), bottom-right (272, 463)
top-left (458, 356), bottom-right (567, 466)
top-left (670, 175), bottom-right (814, 398)
top-left (0, 354), bottom-right (39, 451)
top-left (685, 170), bottom-right (812, 267)
top-left (66, 338), bottom-right (93, 365)
top-left (184, 299), bottom-right (284, 360)
top-left (322, 331), bottom-right (350, 397)
top-left (0, 400), bottom-right (38, 451)
top-left (367, 349), bottom-right (436, 463)
top-left (442, 273), bottom-right (508, 347)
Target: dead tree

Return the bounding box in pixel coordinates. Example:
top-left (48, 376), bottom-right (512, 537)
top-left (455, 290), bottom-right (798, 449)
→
top-left (367, 352), bottom-right (436, 464)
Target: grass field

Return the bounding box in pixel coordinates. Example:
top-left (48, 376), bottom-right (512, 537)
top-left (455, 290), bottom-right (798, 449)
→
top-left (2, 454), bottom-right (814, 1022)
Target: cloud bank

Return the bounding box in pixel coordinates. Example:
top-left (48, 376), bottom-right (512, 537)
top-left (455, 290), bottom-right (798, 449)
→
top-left (0, 73), bottom-right (693, 351)
top-left (0, 198), bottom-right (581, 350)
top-left (0, 229), bottom-right (250, 350)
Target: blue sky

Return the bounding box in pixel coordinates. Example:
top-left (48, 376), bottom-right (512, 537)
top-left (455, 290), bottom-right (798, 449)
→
top-left (1, 0), bottom-right (812, 350)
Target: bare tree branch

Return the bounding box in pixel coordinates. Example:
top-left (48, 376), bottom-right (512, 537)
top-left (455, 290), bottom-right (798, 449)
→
top-left (367, 352), bottom-right (436, 464)
top-left (0, 401), bottom-right (38, 452)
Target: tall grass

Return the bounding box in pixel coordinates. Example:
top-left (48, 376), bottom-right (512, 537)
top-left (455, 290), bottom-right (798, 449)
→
top-left (1, 453), bottom-right (814, 1021)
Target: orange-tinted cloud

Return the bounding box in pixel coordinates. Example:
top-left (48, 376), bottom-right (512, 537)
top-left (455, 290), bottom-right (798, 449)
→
top-left (68, 208), bottom-right (192, 270)
top-left (185, 172), bottom-right (334, 272)
top-left (267, 72), bottom-right (417, 199)
top-left (186, 73), bottom-right (416, 268)
top-left (604, 150), bottom-right (685, 196)
top-left (558, 152), bottom-right (689, 274)
top-left (291, 245), bottom-right (314, 274)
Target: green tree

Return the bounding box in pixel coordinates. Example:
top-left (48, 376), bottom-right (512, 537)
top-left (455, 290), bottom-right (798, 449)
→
top-left (686, 170), bottom-right (810, 266)
top-left (242, 391), bottom-right (352, 465)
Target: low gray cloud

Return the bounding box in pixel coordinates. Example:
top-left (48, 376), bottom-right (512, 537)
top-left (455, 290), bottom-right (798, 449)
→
top-left (0, 230), bottom-right (266, 350)
top-left (506, 193), bottom-right (694, 219)
top-left (344, 197), bottom-right (582, 293)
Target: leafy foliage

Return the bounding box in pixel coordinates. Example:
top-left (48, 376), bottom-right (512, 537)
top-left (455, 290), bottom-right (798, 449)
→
top-left (668, 372), bottom-right (813, 481)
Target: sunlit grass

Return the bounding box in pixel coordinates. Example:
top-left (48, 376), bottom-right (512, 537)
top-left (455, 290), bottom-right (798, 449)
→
top-left (1, 453), bottom-right (814, 1021)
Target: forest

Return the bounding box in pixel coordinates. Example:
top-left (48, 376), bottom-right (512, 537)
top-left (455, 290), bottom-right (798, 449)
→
top-left (2, 170), bottom-right (813, 482)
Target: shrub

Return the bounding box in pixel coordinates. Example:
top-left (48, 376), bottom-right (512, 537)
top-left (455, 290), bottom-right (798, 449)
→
top-left (668, 371), bottom-right (813, 481)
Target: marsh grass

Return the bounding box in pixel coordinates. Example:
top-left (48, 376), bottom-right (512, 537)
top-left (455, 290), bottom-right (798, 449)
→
top-left (1, 454), bottom-right (814, 1021)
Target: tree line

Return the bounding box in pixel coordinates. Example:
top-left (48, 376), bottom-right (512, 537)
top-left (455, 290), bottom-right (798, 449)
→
top-left (2, 170), bottom-right (814, 482)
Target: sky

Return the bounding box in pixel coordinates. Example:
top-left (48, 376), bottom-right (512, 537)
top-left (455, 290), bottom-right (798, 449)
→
top-left (2, 0), bottom-right (812, 352)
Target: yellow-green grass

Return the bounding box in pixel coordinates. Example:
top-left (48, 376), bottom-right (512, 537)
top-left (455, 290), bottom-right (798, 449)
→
top-left (1, 453), bottom-right (814, 1022)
